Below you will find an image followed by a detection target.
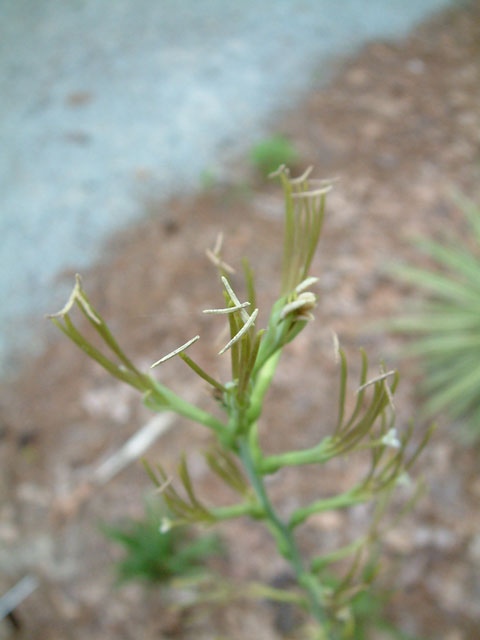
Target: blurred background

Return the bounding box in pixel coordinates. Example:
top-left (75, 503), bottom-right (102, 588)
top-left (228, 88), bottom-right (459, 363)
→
top-left (0, 0), bottom-right (465, 372)
top-left (1, 0), bottom-right (479, 638)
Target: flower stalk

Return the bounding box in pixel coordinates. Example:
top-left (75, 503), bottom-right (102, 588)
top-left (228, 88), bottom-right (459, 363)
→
top-left (48, 166), bottom-right (432, 638)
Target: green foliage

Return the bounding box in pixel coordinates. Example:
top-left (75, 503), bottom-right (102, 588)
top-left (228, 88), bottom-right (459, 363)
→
top-left (249, 134), bottom-right (299, 177)
top-left (48, 166), bottom-right (432, 639)
top-left (389, 194), bottom-right (480, 440)
top-left (199, 168), bottom-right (217, 191)
top-left (102, 503), bottom-right (221, 585)
top-left (349, 589), bottom-right (427, 640)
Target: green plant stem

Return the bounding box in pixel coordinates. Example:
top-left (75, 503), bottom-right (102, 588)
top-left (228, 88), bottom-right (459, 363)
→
top-left (247, 350), bottom-right (283, 422)
top-left (289, 488), bottom-right (370, 529)
top-left (211, 502), bottom-right (262, 521)
top-left (147, 380), bottom-right (226, 436)
top-left (260, 441), bottom-right (334, 474)
top-left (310, 536), bottom-right (367, 574)
top-left (238, 438), bottom-right (330, 633)
top-left (178, 353), bottom-right (227, 393)
top-left (51, 316), bottom-right (147, 392)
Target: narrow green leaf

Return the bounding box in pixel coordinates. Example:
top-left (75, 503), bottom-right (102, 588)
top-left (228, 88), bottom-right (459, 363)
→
top-left (242, 257), bottom-right (256, 310)
top-left (414, 238), bottom-right (480, 290)
top-left (423, 363), bottom-right (480, 416)
top-left (452, 191), bottom-right (480, 243)
top-left (341, 349), bottom-right (369, 434)
top-left (390, 309), bottom-right (480, 333)
top-left (178, 353), bottom-right (226, 392)
top-left (303, 193), bottom-right (325, 279)
top-left (311, 536), bottom-right (367, 573)
top-left (141, 459), bottom-right (161, 488)
top-left (403, 333), bottom-right (480, 357)
top-left (392, 265), bottom-right (480, 304)
top-left (226, 302), bottom-right (241, 379)
top-left (74, 289), bottom-right (142, 376)
top-left (334, 348), bottom-right (348, 435)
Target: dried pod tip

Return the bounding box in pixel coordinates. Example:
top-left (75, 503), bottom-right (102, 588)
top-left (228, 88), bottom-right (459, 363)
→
top-left (159, 517), bottom-right (172, 534)
top-left (279, 292), bottom-right (317, 320)
top-left (151, 335), bottom-right (200, 368)
top-left (381, 428), bottom-right (401, 449)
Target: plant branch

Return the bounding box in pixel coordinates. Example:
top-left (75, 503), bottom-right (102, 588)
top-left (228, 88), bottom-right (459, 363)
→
top-left (238, 438), bottom-right (329, 631)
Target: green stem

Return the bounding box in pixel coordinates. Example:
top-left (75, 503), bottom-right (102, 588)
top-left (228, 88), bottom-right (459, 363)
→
top-left (260, 439), bottom-right (335, 474)
top-left (245, 582), bottom-right (308, 607)
top-left (52, 316), bottom-right (146, 392)
top-left (211, 502), bottom-right (262, 521)
top-left (147, 379), bottom-right (226, 435)
top-left (238, 439), bottom-right (329, 632)
top-left (289, 488), bottom-right (370, 529)
top-left (311, 536), bottom-right (367, 574)
top-left (247, 350), bottom-right (283, 423)
top-left (178, 353), bottom-right (227, 393)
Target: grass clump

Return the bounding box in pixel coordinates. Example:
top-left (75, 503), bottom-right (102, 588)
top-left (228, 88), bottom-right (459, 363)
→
top-left (102, 503), bottom-right (221, 585)
top-left (249, 134), bottom-right (299, 177)
top-left (389, 194), bottom-right (480, 441)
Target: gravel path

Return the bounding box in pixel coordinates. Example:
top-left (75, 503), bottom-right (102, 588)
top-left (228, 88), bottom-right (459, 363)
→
top-left (0, 0), bottom-right (456, 371)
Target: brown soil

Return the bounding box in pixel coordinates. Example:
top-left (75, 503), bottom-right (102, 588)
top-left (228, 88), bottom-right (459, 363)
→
top-left (1, 3), bottom-right (480, 639)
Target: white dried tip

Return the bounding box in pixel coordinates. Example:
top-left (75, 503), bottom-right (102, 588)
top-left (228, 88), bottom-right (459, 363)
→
top-left (382, 371), bottom-right (396, 412)
top-left (332, 330), bottom-right (340, 364)
top-left (381, 428), bottom-right (401, 449)
top-left (279, 292), bottom-right (316, 320)
top-left (151, 335), bottom-right (200, 368)
top-left (335, 607), bottom-right (351, 623)
top-left (213, 232), bottom-right (224, 255)
top-left (308, 176), bottom-right (340, 186)
top-left (268, 164), bottom-right (288, 179)
top-left (291, 185), bottom-right (332, 199)
top-left (46, 274), bottom-right (101, 325)
top-left (221, 276), bottom-right (250, 323)
top-left (295, 276), bottom-right (319, 294)
top-left (218, 308), bottom-right (258, 355)
top-left (159, 517), bottom-right (172, 534)
top-left (155, 476), bottom-right (173, 494)
top-left (46, 273), bottom-right (81, 318)
top-left (357, 369), bottom-right (396, 393)
top-left (396, 471), bottom-right (412, 487)
top-left (206, 232), bottom-right (236, 273)
top-left (202, 301), bottom-right (250, 314)
top-left (205, 248), bottom-right (235, 274)
top-left (289, 166), bottom-right (313, 184)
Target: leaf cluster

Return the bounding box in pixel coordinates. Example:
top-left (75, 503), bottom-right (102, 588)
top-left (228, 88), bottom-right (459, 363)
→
top-left (101, 504), bottom-right (222, 585)
top-left (389, 194), bottom-right (480, 439)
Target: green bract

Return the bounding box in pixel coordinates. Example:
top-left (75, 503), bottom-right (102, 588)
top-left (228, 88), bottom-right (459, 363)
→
top-left (389, 194), bottom-right (480, 440)
top-left (48, 166), bottom-right (431, 638)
